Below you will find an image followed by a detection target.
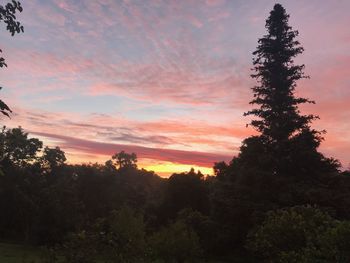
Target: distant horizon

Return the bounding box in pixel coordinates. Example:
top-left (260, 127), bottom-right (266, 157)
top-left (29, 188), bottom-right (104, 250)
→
top-left (1, 0), bottom-right (349, 175)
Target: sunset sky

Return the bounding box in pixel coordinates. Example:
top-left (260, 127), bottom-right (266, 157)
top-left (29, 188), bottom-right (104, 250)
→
top-left (0, 0), bottom-right (349, 176)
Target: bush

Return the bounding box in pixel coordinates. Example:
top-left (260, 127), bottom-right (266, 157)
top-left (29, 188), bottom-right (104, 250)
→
top-left (61, 231), bottom-right (98, 263)
top-left (60, 206), bottom-right (147, 263)
top-left (149, 219), bottom-right (202, 263)
top-left (95, 206), bottom-right (147, 262)
top-left (246, 205), bottom-right (334, 262)
top-left (317, 221), bottom-right (350, 262)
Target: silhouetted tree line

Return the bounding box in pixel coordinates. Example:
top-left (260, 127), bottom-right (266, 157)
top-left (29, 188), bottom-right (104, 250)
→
top-left (1, 2), bottom-right (350, 263)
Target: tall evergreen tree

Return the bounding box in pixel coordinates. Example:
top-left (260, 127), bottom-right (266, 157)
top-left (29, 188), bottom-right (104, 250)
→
top-left (242, 3), bottom-right (338, 176)
top-left (245, 3), bottom-right (315, 144)
top-left (210, 6), bottom-right (342, 250)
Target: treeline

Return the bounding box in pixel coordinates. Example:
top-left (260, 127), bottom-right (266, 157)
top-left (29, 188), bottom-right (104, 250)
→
top-left (0, 126), bottom-right (228, 262)
top-left (0, 126), bottom-right (211, 261)
top-left (0, 126), bottom-right (350, 263)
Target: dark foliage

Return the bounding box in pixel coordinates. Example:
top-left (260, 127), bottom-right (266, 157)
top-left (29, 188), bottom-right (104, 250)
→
top-left (0, 1), bottom-right (24, 117)
top-left (208, 3), bottom-right (349, 258)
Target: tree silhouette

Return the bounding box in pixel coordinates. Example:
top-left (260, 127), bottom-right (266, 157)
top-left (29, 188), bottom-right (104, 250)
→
top-left (243, 3), bottom-right (338, 176)
top-left (245, 4), bottom-right (315, 142)
top-left (41, 146), bottom-right (66, 171)
top-left (112, 151), bottom-right (137, 169)
top-left (211, 4), bottom-right (343, 250)
top-left (0, 126), bottom-right (43, 166)
top-left (0, 1), bottom-right (24, 117)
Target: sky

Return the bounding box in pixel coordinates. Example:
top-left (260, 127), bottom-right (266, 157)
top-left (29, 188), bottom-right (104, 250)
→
top-left (0, 0), bottom-right (349, 176)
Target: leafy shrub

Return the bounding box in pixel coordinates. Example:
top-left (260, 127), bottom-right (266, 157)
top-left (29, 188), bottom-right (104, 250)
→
top-left (317, 221), bottom-right (350, 262)
top-left (95, 206), bottom-right (147, 263)
top-left (149, 219), bottom-right (202, 263)
top-left (61, 231), bottom-right (98, 263)
top-left (246, 205), bottom-right (334, 262)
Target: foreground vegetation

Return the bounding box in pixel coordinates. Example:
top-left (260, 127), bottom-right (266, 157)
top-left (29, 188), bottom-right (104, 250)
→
top-left (1, 2), bottom-right (350, 263)
top-left (0, 242), bottom-right (42, 263)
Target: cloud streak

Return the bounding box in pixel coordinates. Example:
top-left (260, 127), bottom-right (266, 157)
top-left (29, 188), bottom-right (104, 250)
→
top-left (31, 131), bottom-right (232, 167)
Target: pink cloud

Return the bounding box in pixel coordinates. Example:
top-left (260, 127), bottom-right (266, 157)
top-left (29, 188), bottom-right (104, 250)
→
top-left (31, 131), bottom-right (232, 167)
top-left (206, 0), bottom-right (226, 7)
top-left (87, 58), bottom-right (248, 106)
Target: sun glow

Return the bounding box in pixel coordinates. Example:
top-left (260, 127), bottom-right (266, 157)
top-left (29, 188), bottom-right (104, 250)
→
top-left (64, 152), bottom-right (214, 178)
top-left (141, 161), bottom-right (214, 178)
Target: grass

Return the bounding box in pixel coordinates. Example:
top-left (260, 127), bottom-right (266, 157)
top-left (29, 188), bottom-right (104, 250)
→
top-left (0, 242), bottom-right (43, 263)
top-left (0, 242), bottom-right (251, 263)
